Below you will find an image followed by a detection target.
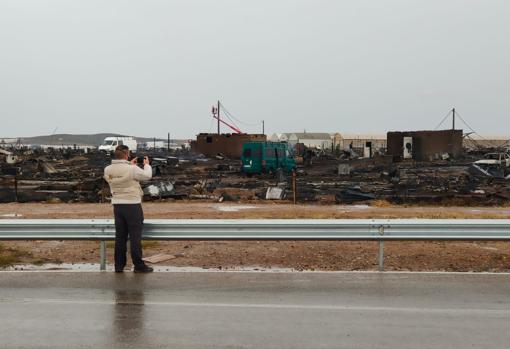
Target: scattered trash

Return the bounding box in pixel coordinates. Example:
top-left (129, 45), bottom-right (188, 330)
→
top-left (38, 160), bottom-right (58, 174)
top-left (265, 187), bottom-right (286, 200)
top-left (335, 186), bottom-right (376, 204)
top-left (1, 143), bottom-right (510, 206)
top-left (337, 164), bottom-right (351, 175)
top-left (143, 181), bottom-right (175, 198)
top-left (218, 192), bottom-right (238, 202)
top-left (469, 164), bottom-right (505, 179)
top-left (189, 194), bottom-right (219, 200)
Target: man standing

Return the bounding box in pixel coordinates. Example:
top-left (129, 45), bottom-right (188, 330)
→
top-left (104, 145), bottom-right (153, 273)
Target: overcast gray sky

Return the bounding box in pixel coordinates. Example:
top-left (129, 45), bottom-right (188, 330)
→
top-left (1, 0), bottom-right (509, 138)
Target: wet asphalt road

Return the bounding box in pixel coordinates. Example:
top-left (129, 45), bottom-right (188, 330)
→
top-left (0, 271), bottom-right (509, 349)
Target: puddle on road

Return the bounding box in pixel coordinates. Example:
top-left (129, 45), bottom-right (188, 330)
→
top-left (4, 263), bottom-right (101, 271)
top-left (336, 205), bottom-right (370, 211)
top-left (1, 263), bottom-right (299, 273)
top-left (214, 205), bottom-right (258, 212)
top-left (0, 213), bottom-right (23, 218)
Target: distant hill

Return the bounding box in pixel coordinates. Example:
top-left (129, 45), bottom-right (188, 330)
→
top-left (18, 133), bottom-right (170, 146)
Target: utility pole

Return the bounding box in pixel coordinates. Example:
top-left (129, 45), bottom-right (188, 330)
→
top-left (262, 120), bottom-right (265, 135)
top-left (217, 100), bottom-right (221, 134)
top-left (167, 132), bottom-right (170, 152)
top-left (452, 107), bottom-right (456, 130)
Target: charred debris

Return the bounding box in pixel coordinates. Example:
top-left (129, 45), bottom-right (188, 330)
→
top-left (1, 138), bottom-right (509, 205)
top-left (1, 106), bottom-right (509, 205)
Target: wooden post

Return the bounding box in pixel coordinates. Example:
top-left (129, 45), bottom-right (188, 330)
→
top-left (292, 170), bottom-right (297, 204)
top-left (14, 175), bottom-right (18, 202)
top-left (100, 180), bottom-right (105, 203)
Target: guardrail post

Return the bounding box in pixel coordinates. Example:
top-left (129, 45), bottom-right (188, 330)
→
top-left (378, 226), bottom-right (385, 272)
top-left (99, 240), bottom-right (106, 271)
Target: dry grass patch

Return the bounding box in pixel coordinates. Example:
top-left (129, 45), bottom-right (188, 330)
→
top-left (370, 200), bottom-right (394, 208)
top-left (0, 243), bottom-right (32, 267)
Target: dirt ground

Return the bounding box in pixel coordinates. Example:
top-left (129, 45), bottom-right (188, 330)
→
top-left (2, 201), bottom-right (510, 219)
top-left (1, 202), bottom-right (510, 272)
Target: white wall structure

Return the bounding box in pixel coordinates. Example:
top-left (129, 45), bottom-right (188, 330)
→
top-left (337, 134), bottom-right (387, 151)
top-left (272, 132), bottom-right (388, 153)
top-left (269, 133), bottom-right (290, 142)
top-left (280, 133), bottom-right (290, 142)
top-left (269, 133), bottom-right (281, 142)
top-left (287, 133), bottom-right (332, 149)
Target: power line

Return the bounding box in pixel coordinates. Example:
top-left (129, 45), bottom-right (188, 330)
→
top-left (455, 111), bottom-right (501, 148)
top-left (455, 111), bottom-right (488, 140)
top-left (454, 111), bottom-right (477, 134)
top-left (216, 102), bottom-right (240, 131)
top-left (219, 102), bottom-right (259, 127)
top-left (218, 104), bottom-right (242, 132)
top-left (498, 138), bottom-right (510, 148)
top-left (435, 108), bottom-right (508, 149)
top-left (221, 107), bottom-right (246, 129)
top-left (434, 110), bottom-right (452, 130)
top-left (464, 134), bottom-right (484, 150)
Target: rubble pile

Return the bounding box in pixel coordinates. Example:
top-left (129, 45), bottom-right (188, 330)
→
top-left (299, 155), bottom-right (509, 205)
top-left (0, 149), bottom-right (108, 203)
top-left (0, 147), bottom-right (509, 205)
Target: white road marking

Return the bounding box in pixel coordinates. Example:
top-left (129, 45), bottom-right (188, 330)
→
top-left (0, 297), bottom-right (509, 315)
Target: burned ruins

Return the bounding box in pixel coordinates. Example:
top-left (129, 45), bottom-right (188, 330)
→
top-left (1, 126), bottom-right (509, 206)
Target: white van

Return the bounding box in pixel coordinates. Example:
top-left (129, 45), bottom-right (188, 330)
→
top-left (98, 137), bottom-right (137, 153)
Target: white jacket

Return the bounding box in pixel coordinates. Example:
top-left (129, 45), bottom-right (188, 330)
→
top-left (104, 160), bottom-right (152, 204)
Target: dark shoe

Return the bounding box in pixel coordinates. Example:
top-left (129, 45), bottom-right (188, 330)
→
top-left (115, 269), bottom-right (124, 273)
top-left (134, 265), bottom-right (153, 273)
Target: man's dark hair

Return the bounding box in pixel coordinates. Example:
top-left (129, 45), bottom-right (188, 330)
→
top-left (114, 145), bottom-right (130, 160)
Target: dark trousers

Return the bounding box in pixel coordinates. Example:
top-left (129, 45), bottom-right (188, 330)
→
top-left (113, 204), bottom-right (145, 270)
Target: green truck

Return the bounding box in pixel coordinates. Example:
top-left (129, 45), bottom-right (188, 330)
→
top-left (241, 142), bottom-right (296, 174)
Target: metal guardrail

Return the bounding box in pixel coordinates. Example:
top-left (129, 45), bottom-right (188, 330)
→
top-left (1, 219), bottom-right (510, 271)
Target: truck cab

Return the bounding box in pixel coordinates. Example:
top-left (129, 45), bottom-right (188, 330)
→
top-left (241, 142), bottom-right (296, 174)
